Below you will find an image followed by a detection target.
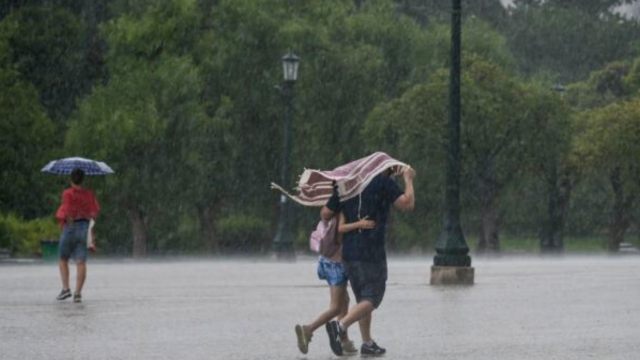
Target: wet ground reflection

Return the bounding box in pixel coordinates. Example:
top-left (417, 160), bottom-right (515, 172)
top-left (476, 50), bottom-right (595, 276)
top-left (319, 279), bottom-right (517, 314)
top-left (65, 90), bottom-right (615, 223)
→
top-left (1, 256), bottom-right (639, 360)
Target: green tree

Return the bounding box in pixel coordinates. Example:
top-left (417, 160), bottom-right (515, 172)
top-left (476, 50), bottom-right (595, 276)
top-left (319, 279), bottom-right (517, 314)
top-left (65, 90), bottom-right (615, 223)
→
top-left (572, 98), bottom-right (640, 251)
top-left (506, 1), bottom-right (640, 83)
top-left (624, 57), bottom-right (640, 95)
top-left (0, 35), bottom-right (56, 218)
top-left (390, 0), bottom-right (508, 27)
top-left (566, 61), bottom-right (634, 111)
top-left (563, 58), bottom-right (640, 250)
top-left (523, 84), bottom-right (575, 252)
top-left (200, 0), bottom-right (433, 249)
top-left (513, 0), bottom-right (636, 15)
top-left (0, 6), bottom-right (88, 123)
top-left (0, 70), bottom-right (56, 218)
top-left (365, 58), bottom-right (544, 254)
top-left (67, 0), bottom-right (207, 257)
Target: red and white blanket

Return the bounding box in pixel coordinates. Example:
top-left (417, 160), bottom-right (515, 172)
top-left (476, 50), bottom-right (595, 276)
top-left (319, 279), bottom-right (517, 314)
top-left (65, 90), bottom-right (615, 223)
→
top-left (271, 152), bottom-right (408, 207)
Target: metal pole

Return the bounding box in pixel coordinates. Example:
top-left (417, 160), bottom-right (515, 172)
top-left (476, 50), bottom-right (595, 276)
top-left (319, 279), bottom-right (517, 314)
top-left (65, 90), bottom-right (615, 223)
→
top-left (273, 80), bottom-right (295, 259)
top-left (433, 0), bottom-right (471, 267)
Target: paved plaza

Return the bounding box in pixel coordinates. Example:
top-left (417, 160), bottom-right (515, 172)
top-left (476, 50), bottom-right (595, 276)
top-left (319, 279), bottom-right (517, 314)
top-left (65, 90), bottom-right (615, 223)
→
top-left (1, 256), bottom-right (639, 360)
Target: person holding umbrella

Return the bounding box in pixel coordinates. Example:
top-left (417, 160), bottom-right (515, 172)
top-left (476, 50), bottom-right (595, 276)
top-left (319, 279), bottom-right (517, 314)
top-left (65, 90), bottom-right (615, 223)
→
top-left (42, 157), bottom-right (112, 303)
top-left (54, 168), bottom-right (100, 303)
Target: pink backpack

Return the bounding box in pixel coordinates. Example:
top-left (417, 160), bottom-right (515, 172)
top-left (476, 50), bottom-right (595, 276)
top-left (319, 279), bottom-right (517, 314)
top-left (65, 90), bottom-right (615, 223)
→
top-left (309, 216), bottom-right (340, 258)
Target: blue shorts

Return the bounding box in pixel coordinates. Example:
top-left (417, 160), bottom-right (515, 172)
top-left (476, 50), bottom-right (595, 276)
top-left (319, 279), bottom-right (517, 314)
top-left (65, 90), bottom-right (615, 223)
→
top-left (317, 257), bottom-right (348, 286)
top-left (58, 221), bottom-right (89, 262)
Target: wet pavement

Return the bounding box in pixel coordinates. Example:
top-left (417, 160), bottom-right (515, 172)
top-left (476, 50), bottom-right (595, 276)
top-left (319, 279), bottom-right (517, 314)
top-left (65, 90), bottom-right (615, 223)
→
top-left (1, 256), bottom-right (639, 360)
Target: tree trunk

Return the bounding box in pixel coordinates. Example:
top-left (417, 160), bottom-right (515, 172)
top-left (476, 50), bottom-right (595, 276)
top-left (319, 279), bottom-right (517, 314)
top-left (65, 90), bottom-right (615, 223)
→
top-left (478, 197), bottom-right (501, 253)
top-left (609, 168), bottom-right (633, 252)
top-left (555, 175), bottom-right (572, 251)
top-left (130, 208), bottom-right (148, 258)
top-left (637, 216), bottom-right (640, 249)
top-left (540, 170), bottom-right (572, 253)
top-left (540, 186), bottom-right (559, 253)
top-left (476, 173), bottom-right (501, 254)
top-left (198, 204), bottom-right (219, 254)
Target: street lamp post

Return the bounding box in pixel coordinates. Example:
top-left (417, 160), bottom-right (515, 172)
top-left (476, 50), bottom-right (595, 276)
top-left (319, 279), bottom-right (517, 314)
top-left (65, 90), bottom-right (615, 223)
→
top-left (430, 0), bottom-right (474, 285)
top-left (273, 51), bottom-right (300, 260)
top-left (540, 83), bottom-right (566, 254)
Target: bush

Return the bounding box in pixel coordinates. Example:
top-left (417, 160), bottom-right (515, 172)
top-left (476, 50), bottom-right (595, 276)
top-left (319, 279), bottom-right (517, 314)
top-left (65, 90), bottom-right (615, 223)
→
top-left (217, 215), bottom-right (271, 253)
top-left (388, 218), bottom-right (431, 254)
top-left (0, 224), bottom-right (10, 249)
top-left (0, 213), bottom-right (59, 257)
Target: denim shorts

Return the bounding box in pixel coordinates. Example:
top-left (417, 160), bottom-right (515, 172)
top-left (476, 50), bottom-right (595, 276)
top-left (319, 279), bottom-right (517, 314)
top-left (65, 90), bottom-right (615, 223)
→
top-left (317, 257), bottom-right (348, 286)
top-left (58, 221), bottom-right (89, 262)
top-left (344, 261), bottom-right (387, 308)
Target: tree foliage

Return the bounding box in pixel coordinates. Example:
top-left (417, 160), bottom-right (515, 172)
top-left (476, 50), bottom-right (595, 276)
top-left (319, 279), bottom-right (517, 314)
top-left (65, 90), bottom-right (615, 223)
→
top-left (365, 57), bottom-right (559, 252)
top-left (0, 45), bottom-right (56, 218)
top-left (4, 0), bottom-right (640, 256)
top-left (572, 98), bottom-right (640, 250)
top-left (506, 1), bottom-right (640, 83)
top-left (0, 6), bottom-right (90, 122)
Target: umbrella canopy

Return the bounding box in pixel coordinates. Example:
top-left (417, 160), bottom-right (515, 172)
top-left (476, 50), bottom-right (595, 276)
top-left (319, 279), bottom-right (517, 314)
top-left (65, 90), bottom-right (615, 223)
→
top-left (41, 157), bottom-right (114, 175)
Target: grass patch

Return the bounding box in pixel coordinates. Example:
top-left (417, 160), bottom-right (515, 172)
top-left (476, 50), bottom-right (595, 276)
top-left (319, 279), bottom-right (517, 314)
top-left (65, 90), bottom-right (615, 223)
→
top-left (462, 235), bottom-right (610, 253)
top-left (564, 236), bottom-right (608, 252)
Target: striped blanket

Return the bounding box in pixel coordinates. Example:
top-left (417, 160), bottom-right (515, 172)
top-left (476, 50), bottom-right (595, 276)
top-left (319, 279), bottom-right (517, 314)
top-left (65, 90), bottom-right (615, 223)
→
top-left (271, 152), bottom-right (408, 207)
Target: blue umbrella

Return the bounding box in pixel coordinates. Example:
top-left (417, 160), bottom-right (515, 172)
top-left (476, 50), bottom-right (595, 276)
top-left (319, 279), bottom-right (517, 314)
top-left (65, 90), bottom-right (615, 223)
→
top-left (41, 157), bottom-right (114, 175)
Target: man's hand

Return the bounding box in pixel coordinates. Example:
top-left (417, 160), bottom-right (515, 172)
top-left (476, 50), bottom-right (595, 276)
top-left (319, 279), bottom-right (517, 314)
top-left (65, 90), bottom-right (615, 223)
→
top-left (403, 166), bottom-right (416, 181)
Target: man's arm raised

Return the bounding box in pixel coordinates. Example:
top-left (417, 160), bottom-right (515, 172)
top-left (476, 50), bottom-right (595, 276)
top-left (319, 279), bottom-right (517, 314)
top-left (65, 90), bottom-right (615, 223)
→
top-left (394, 166), bottom-right (416, 212)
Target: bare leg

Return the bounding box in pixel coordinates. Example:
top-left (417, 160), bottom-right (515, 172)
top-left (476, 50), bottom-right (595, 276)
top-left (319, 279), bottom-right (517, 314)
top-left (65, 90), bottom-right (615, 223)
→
top-left (359, 312), bottom-right (372, 342)
top-left (304, 285), bottom-right (346, 336)
top-left (59, 259), bottom-right (70, 290)
top-left (337, 289), bottom-right (350, 319)
top-left (340, 300), bottom-right (375, 329)
top-left (75, 262), bottom-right (86, 294)
top-left (337, 287), bottom-right (351, 341)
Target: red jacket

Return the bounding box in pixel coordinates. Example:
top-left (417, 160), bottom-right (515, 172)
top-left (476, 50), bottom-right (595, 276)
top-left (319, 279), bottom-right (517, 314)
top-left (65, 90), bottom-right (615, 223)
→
top-left (55, 185), bottom-right (100, 226)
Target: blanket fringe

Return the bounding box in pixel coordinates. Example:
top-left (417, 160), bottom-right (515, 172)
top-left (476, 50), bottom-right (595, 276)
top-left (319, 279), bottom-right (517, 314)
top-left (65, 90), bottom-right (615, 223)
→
top-left (270, 182), bottom-right (326, 207)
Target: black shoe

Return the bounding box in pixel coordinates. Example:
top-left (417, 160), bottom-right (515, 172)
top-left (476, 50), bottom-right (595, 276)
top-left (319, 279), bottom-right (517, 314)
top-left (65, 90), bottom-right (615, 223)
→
top-left (56, 289), bottom-right (71, 301)
top-left (325, 320), bottom-right (343, 356)
top-left (73, 293), bottom-right (82, 303)
top-left (361, 341), bottom-right (386, 357)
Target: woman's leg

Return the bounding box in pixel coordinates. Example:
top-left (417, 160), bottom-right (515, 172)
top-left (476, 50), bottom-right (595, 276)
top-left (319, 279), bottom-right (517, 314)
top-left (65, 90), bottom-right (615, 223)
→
top-left (337, 287), bottom-right (350, 319)
top-left (337, 287), bottom-right (351, 341)
top-left (304, 285), bottom-right (346, 335)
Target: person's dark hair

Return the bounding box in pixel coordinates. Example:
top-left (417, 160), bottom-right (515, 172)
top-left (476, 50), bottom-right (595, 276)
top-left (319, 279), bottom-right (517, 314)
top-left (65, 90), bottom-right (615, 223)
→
top-left (71, 168), bottom-right (85, 185)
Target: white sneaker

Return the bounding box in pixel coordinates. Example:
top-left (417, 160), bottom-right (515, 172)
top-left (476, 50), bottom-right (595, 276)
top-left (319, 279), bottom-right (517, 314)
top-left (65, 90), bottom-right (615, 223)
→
top-left (342, 340), bottom-right (358, 355)
top-left (295, 324), bottom-right (311, 354)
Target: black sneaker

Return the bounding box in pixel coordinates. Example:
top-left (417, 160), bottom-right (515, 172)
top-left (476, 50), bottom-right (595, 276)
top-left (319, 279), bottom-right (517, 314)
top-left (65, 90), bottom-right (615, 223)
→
top-left (361, 341), bottom-right (386, 357)
top-left (325, 320), bottom-right (343, 356)
top-left (56, 289), bottom-right (71, 301)
top-left (73, 293), bottom-right (82, 303)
